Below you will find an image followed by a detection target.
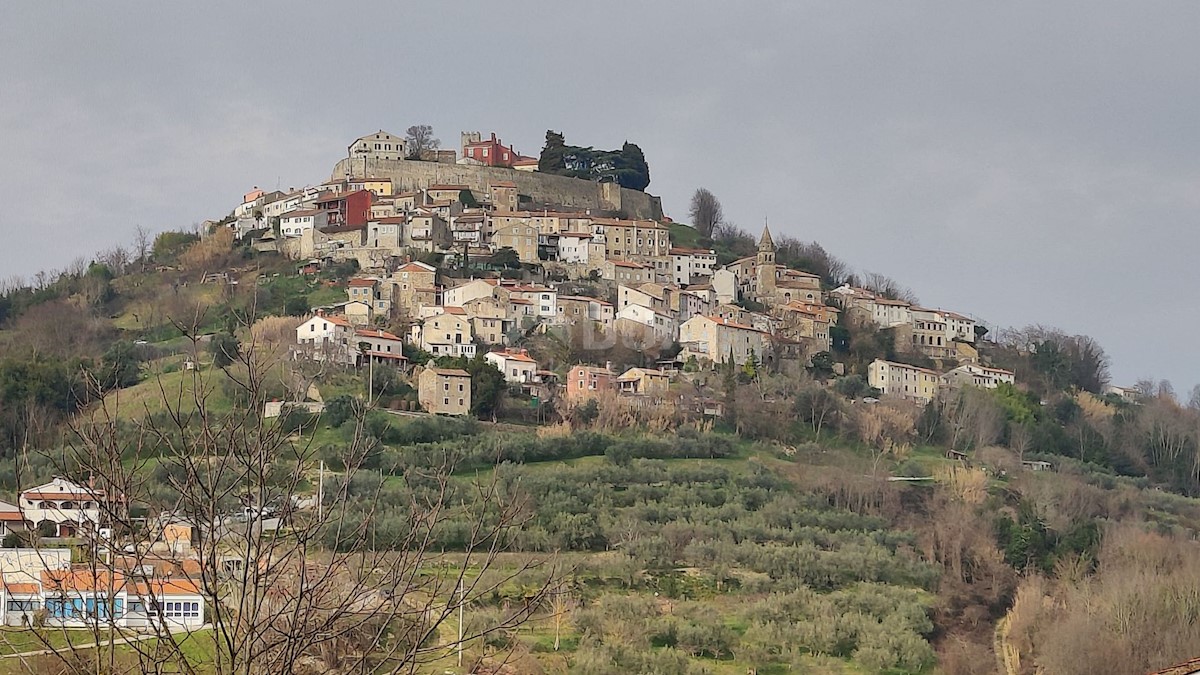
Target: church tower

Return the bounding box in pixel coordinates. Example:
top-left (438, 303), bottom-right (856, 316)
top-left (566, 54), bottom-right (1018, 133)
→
top-left (756, 222), bottom-right (777, 299)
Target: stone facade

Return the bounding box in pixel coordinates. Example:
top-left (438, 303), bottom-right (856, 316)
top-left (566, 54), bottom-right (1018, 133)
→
top-left (418, 368), bottom-right (471, 415)
top-left (331, 157), bottom-right (662, 221)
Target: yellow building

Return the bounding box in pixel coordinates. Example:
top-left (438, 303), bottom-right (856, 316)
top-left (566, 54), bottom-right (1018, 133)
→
top-left (492, 222), bottom-right (540, 263)
top-left (867, 359), bottom-right (940, 403)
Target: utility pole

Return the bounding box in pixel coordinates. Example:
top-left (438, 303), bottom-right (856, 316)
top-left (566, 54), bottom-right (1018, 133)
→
top-left (317, 460), bottom-right (324, 519)
top-left (457, 579), bottom-right (465, 667)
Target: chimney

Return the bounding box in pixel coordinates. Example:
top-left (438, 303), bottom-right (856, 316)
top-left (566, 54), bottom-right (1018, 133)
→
top-left (605, 361), bottom-right (613, 373)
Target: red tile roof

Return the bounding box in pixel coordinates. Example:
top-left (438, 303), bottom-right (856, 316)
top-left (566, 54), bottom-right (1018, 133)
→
top-left (355, 328), bottom-right (402, 341)
top-left (488, 349), bottom-right (535, 363)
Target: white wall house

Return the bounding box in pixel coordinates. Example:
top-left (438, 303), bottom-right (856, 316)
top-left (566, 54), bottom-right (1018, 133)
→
top-left (19, 478), bottom-right (105, 537)
top-left (485, 349), bottom-right (538, 384)
top-left (280, 209), bottom-right (329, 237)
top-left (669, 248), bottom-right (718, 285)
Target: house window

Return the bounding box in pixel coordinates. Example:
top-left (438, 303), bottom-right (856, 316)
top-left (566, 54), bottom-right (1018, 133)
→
top-left (459, 398), bottom-right (464, 406)
top-left (444, 398), bottom-right (450, 405)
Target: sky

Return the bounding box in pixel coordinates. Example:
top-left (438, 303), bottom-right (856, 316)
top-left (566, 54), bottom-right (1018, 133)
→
top-left (1, 1), bottom-right (1198, 390)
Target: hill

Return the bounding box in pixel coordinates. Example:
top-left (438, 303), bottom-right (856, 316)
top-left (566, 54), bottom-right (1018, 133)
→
top-left (2, 174), bottom-right (1200, 674)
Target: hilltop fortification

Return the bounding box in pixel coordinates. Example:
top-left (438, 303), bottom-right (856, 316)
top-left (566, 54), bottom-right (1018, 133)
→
top-left (330, 157), bottom-right (663, 220)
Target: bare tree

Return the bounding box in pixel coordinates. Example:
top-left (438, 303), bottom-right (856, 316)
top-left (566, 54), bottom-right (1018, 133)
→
top-left (133, 226), bottom-right (151, 271)
top-left (860, 271), bottom-right (919, 304)
top-left (97, 245), bottom-right (130, 276)
top-left (33, 309), bottom-right (554, 675)
top-left (688, 188), bottom-right (723, 238)
top-left (405, 125), bottom-right (440, 160)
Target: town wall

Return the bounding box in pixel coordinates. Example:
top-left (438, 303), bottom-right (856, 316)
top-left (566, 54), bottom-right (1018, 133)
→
top-left (331, 157), bottom-right (662, 221)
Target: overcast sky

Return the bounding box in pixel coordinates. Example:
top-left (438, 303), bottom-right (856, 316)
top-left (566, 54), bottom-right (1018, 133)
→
top-left (2, 2), bottom-right (1197, 390)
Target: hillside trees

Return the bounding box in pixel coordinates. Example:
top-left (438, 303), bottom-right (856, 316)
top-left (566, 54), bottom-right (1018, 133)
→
top-left (688, 188), bottom-right (723, 238)
top-left (44, 319), bottom-right (553, 675)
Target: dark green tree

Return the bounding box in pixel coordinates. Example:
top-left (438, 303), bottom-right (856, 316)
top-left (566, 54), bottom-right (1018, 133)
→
top-left (539, 130), bottom-right (568, 173)
top-left (434, 353), bottom-right (506, 418)
top-left (98, 341), bottom-right (142, 391)
top-left (209, 333), bottom-right (241, 369)
top-left (614, 141), bottom-right (650, 191)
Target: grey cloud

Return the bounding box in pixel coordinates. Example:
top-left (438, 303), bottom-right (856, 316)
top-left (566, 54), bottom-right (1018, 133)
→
top-left (1, 0), bottom-right (1196, 388)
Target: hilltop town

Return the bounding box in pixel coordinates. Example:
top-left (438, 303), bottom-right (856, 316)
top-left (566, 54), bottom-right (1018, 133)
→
top-left (0, 125), bottom-right (1197, 675)
top-left (231, 127), bottom-right (1027, 417)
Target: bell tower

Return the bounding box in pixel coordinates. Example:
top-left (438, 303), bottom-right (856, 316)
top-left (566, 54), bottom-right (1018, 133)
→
top-left (756, 221), bottom-right (777, 298)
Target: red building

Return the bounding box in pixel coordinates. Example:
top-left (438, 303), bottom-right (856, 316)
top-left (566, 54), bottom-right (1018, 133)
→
top-left (462, 132), bottom-right (534, 168)
top-left (313, 189), bottom-right (373, 227)
top-left (566, 364), bottom-right (616, 403)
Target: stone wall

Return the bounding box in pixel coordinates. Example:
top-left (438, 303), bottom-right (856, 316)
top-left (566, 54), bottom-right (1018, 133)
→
top-left (331, 157), bottom-right (662, 220)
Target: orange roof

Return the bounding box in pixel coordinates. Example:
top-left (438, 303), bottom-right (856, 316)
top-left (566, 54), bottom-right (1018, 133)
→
top-left (347, 278), bottom-right (377, 287)
top-left (4, 583), bottom-right (38, 595)
top-left (396, 262), bottom-right (435, 273)
top-left (21, 492), bottom-right (100, 501)
top-left (704, 315), bottom-right (766, 333)
top-left (428, 368), bottom-right (469, 377)
top-left (355, 328), bottom-right (402, 341)
top-left (611, 261), bottom-right (646, 269)
top-left (130, 579), bottom-right (201, 596)
top-left (42, 569), bottom-right (119, 591)
top-left (41, 569), bottom-right (200, 596)
top-left (316, 314), bottom-right (352, 328)
top-left (489, 350), bottom-right (535, 363)
top-left (428, 184), bottom-right (469, 191)
top-left (489, 181), bottom-right (517, 188)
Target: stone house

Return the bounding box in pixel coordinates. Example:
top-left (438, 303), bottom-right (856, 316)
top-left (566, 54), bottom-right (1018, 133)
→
top-left (492, 222), bottom-right (540, 264)
top-left (616, 368), bottom-right (670, 396)
top-left (678, 315), bottom-right (768, 366)
top-left (602, 260), bottom-right (651, 285)
top-left (418, 368), bottom-right (471, 416)
top-left (348, 130), bottom-right (407, 162)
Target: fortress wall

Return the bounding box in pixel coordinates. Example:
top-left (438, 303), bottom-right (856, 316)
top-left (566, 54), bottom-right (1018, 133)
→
top-left (331, 158), bottom-right (662, 220)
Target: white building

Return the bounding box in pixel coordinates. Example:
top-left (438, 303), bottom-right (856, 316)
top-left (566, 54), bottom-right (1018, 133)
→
top-left (942, 311), bottom-right (978, 343)
top-left (279, 209), bottom-right (329, 238)
top-left (669, 247), bottom-right (718, 286)
top-left (348, 130), bottom-right (407, 163)
top-left (18, 478), bottom-right (105, 537)
top-left (4, 569), bottom-right (205, 630)
top-left (410, 311), bottom-right (477, 358)
top-left (296, 314), bottom-right (354, 352)
top-left (442, 279), bottom-right (499, 308)
top-left (942, 364), bottom-right (1015, 389)
top-left (485, 349), bottom-right (538, 384)
top-left (616, 304), bottom-right (677, 342)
